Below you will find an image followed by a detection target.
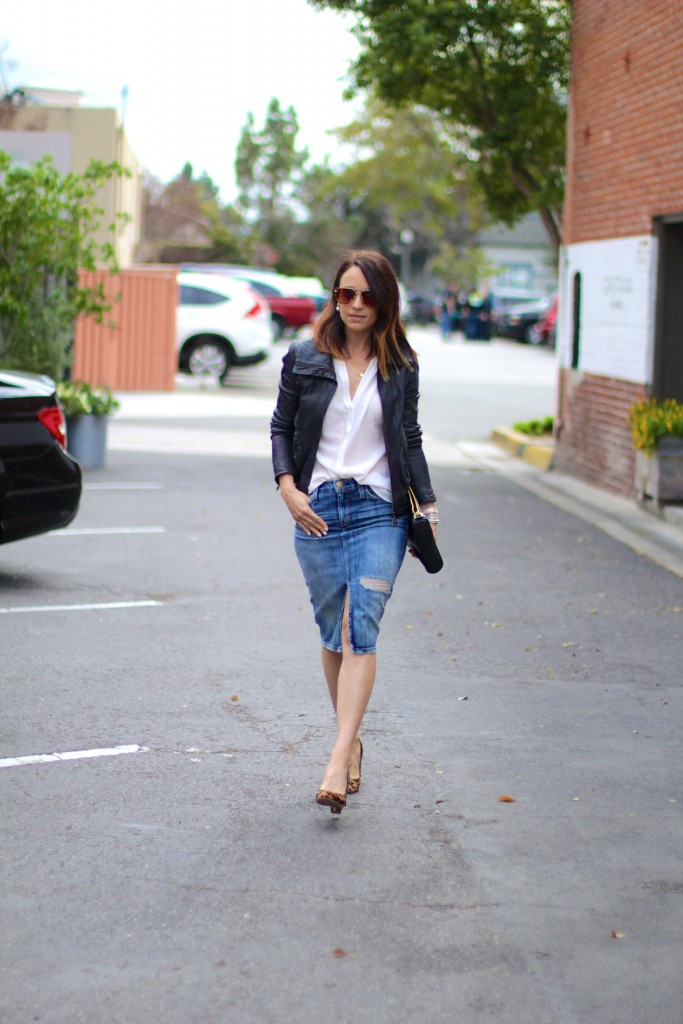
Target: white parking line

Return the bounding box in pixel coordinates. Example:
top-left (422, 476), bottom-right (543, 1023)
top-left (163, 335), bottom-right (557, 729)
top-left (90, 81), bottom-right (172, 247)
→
top-left (0, 744), bottom-right (150, 768)
top-left (84, 483), bottom-right (164, 490)
top-left (49, 527), bottom-right (166, 536)
top-left (0, 600), bottom-right (161, 614)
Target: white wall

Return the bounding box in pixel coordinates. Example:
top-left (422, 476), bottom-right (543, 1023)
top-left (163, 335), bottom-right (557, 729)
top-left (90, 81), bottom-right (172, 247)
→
top-left (0, 130), bottom-right (72, 175)
top-left (557, 235), bottom-right (657, 384)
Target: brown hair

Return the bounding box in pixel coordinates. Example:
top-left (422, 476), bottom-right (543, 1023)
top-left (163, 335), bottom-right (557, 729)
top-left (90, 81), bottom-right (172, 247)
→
top-left (313, 250), bottom-right (417, 379)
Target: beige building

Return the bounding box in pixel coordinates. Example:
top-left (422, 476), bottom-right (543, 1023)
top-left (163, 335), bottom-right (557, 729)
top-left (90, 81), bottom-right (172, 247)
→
top-left (0, 88), bottom-right (142, 267)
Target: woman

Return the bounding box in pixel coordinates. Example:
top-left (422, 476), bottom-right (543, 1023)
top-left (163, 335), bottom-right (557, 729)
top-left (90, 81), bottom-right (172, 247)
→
top-left (270, 250), bottom-right (438, 815)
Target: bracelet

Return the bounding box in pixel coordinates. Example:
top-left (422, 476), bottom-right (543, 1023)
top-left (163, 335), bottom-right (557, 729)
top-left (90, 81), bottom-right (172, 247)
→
top-left (422, 508), bottom-right (440, 524)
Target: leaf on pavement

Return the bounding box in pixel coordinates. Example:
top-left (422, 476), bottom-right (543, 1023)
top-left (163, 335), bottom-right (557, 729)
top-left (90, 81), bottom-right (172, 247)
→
top-left (231, 694), bottom-right (239, 701)
top-left (611, 931), bottom-right (625, 940)
top-left (498, 795), bottom-right (516, 803)
top-left (332, 948), bottom-right (348, 958)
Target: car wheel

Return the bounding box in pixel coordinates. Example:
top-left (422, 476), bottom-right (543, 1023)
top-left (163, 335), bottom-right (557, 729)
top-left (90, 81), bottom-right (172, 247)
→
top-left (187, 338), bottom-right (232, 381)
top-left (526, 323), bottom-right (543, 345)
top-left (271, 315), bottom-right (286, 341)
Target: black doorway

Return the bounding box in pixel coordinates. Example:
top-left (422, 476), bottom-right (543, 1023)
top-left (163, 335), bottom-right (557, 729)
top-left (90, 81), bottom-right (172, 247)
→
top-left (653, 218), bottom-right (683, 400)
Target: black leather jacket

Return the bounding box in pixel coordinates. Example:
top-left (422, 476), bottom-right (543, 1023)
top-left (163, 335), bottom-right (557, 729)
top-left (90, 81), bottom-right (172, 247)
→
top-left (270, 338), bottom-right (436, 518)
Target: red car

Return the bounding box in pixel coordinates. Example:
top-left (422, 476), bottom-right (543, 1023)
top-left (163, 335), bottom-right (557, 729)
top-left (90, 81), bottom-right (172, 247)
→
top-left (181, 264), bottom-right (316, 339)
top-left (531, 295), bottom-right (558, 348)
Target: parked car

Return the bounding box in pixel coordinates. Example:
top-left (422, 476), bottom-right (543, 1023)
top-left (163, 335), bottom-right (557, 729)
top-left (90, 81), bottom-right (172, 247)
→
top-left (0, 370), bottom-right (82, 544)
top-left (496, 295), bottom-right (553, 344)
top-left (286, 276), bottom-right (329, 315)
top-left (489, 289), bottom-right (550, 336)
top-left (177, 272), bottom-right (273, 383)
top-left (181, 265), bottom-right (317, 339)
top-left (406, 294), bottom-right (436, 324)
top-left (530, 295), bottom-right (559, 348)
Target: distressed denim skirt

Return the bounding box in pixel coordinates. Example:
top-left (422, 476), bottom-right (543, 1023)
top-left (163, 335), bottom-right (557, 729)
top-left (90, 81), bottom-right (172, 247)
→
top-left (294, 478), bottom-right (408, 655)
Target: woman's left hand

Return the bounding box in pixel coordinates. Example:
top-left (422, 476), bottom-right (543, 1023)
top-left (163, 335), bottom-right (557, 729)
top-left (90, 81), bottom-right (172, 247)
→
top-left (420, 504), bottom-right (439, 541)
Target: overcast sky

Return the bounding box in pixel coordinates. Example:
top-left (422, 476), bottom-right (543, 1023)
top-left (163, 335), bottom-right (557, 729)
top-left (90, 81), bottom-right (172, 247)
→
top-left (1, 0), bottom-right (362, 200)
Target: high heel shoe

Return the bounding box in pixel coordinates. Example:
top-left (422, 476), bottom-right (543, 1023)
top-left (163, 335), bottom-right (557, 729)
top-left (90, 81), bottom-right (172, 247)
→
top-left (346, 739), bottom-right (363, 795)
top-left (315, 789), bottom-right (346, 814)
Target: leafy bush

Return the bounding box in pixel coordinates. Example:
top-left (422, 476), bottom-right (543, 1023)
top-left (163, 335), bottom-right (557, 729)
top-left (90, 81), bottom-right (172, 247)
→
top-left (0, 152), bottom-right (126, 379)
top-left (629, 398), bottom-right (683, 453)
top-left (57, 381), bottom-right (120, 418)
top-left (512, 416), bottom-right (554, 437)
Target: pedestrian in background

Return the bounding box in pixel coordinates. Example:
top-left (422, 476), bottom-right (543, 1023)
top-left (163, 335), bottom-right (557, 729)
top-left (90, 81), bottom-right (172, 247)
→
top-left (439, 292), bottom-right (458, 341)
top-left (477, 285), bottom-right (493, 342)
top-left (271, 250), bottom-right (438, 815)
top-left (464, 287), bottom-right (483, 340)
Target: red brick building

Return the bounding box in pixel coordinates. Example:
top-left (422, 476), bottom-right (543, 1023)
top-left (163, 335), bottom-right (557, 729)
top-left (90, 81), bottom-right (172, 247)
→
top-left (555, 0), bottom-right (683, 494)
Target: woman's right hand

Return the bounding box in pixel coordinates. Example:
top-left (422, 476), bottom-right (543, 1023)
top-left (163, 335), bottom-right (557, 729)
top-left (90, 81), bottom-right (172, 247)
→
top-left (278, 475), bottom-right (328, 537)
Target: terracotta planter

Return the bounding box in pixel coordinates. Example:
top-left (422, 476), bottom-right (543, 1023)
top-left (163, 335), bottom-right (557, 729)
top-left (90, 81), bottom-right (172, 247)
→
top-left (66, 414), bottom-right (109, 470)
top-left (634, 436), bottom-right (683, 503)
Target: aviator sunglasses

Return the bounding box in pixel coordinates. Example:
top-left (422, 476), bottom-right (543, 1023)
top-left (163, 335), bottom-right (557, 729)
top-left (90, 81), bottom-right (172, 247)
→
top-left (334, 286), bottom-right (378, 308)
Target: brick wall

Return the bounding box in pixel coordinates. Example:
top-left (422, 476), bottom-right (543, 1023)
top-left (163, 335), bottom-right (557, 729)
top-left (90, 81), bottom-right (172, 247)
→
top-left (557, 0), bottom-right (682, 493)
top-left (565, 0), bottom-right (683, 244)
top-left (555, 371), bottom-right (646, 495)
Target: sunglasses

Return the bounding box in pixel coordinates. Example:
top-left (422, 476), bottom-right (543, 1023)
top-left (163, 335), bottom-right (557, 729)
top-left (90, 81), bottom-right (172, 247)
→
top-left (334, 287), bottom-right (378, 308)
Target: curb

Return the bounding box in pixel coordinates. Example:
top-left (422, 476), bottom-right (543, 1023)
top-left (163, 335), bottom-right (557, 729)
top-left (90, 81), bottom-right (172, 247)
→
top-left (491, 427), bottom-right (555, 470)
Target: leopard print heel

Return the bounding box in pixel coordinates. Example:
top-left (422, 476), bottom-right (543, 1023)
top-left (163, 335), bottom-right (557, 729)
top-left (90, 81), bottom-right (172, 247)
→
top-left (316, 789), bottom-right (347, 814)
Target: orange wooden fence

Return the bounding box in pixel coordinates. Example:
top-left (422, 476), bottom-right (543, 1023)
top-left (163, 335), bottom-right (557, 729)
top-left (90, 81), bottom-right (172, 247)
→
top-left (72, 267), bottom-right (178, 390)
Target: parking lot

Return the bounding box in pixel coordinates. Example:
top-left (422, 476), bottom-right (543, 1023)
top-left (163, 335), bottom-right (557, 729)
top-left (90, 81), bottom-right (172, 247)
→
top-left (2, 422), bottom-right (682, 1022)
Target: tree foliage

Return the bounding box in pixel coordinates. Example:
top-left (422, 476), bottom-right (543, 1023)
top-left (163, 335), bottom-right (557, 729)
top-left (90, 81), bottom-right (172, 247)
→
top-left (142, 165), bottom-right (248, 265)
top-left (0, 152), bottom-right (125, 379)
top-left (308, 0), bottom-right (571, 257)
top-left (236, 98), bottom-right (309, 224)
top-left (235, 98), bottom-right (309, 263)
top-left (292, 98), bottom-right (487, 286)
top-left (328, 98), bottom-right (487, 276)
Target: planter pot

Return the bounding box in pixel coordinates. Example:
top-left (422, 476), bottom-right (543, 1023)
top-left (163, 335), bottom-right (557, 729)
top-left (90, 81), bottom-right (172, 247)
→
top-left (66, 414), bottom-right (109, 470)
top-left (634, 437), bottom-right (683, 504)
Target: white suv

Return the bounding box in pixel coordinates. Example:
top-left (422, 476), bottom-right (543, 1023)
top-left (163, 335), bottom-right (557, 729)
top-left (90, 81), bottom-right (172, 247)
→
top-left (177, 272), bottom-right (273, 383)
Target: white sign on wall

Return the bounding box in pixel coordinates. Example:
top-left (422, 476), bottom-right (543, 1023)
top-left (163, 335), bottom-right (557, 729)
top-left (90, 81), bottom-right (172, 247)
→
top-left (557, 235), bottom-right (656, 384)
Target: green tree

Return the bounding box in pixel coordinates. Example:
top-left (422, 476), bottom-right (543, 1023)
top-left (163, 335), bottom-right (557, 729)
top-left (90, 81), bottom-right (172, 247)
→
top-left (293, 99), bottom-right (486, 287)
top-left (141, 166), bottom-right (249, 265)
top-left (0, 152), bottom-right (125, 379)
top-left (309, 0), bottom-right (571, 259)
top-left (235, 98), bottom-right (309, 259)
top-left (329, 98), bottom-right (487, 279)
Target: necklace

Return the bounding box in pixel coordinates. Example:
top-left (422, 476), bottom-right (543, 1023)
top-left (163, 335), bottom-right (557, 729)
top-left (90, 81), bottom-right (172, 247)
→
top-left (346, 354), bottom-right (372, 379)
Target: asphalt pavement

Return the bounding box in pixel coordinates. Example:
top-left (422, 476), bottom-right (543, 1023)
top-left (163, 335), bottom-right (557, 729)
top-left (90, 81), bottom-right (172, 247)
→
top-left (1, 356), bottom-right (682, 1023)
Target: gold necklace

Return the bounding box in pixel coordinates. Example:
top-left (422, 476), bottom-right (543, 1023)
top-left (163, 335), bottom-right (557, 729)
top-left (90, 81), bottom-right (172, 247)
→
top-left (347, 354), bottom-right (371, 379)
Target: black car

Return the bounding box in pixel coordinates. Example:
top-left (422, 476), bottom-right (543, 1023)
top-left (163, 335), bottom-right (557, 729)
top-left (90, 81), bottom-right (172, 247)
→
top-left (0, 370), bottom-right (82, 544)
top-left (407, 294), bottom-right (436, 324)
top-left (496, 296), bottom-right (553, 344)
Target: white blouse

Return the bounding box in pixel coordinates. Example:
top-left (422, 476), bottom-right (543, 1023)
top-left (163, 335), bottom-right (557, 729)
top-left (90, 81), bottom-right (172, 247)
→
top-left (308, 357), bottom-right (392, 502)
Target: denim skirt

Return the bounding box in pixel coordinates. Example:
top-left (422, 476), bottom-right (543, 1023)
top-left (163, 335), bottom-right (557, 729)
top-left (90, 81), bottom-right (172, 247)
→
top-left (294, 479), bottom-right (408, 655)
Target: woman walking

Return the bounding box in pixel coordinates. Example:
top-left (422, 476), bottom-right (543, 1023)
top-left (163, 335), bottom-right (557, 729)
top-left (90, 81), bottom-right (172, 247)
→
top-left (270, 250), bottom-right (438, 815)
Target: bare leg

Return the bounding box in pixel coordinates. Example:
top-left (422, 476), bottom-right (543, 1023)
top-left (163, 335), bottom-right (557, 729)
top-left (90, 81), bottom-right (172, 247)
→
top-left (321, 648), bottom-right (342, 713)
top-left (318, 595), bottom-right (375, 795)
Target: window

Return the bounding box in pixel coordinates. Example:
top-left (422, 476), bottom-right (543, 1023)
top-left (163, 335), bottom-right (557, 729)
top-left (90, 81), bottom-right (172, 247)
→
top-left (179, 285), bottom-right (229, 306)
top-left (238, 278), bottom-right (281, 298)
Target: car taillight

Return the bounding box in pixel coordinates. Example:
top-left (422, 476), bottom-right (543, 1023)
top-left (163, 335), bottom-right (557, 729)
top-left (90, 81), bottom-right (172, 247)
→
top-left (246, 300), bottom-right (265, 318)
top-left (38, 405), bottom-right (67, 449)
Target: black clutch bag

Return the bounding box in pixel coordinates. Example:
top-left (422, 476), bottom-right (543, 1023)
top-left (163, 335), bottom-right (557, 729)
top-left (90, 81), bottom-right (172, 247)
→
top-left (407, 488), bottom-right (444, 574)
